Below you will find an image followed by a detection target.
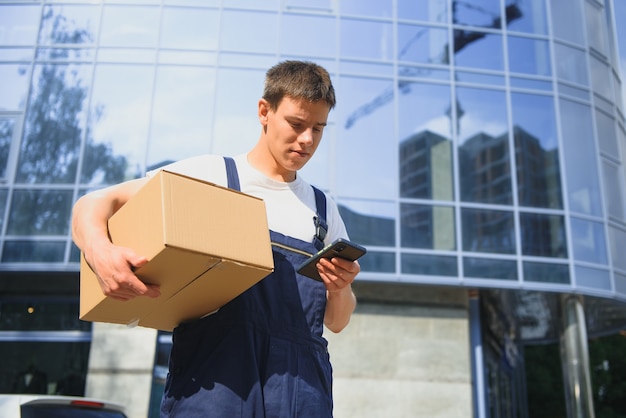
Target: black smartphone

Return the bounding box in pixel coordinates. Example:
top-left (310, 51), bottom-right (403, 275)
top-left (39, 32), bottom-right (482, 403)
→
top-left (297, 238), bottom-right (367, 281)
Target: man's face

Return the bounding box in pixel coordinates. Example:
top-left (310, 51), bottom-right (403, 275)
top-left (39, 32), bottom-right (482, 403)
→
top-left (259, 95), bottom-right (330, 179)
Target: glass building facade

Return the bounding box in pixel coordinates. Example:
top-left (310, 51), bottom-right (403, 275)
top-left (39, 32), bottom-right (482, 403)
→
top-left (1, 0), bottom-right (626, 417)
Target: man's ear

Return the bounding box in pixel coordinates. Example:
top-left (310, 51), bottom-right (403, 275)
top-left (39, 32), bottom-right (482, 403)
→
top-left (258, 99), bottom-right (270, 125)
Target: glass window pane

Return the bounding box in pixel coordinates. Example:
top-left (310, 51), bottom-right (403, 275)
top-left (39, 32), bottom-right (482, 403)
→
top-left (523, 261), bottom-right (570, 284)
top-left (457, 87), bottom-right (511, 205)
top-left (220, 10), bottom-right (278, 54)
top-left (281, 14), bottom-right (335, 58)
top-left (511, 92), bottom-right (562, 209)
top-left (0, 5), bottom-right (40, 45)
top-left (337, 200), bottom-right (395, 247)
top-left (554, 43), bottom-right (588, 86)
top-left (506, 0), bottom-right (547, 35)
top-left (575, 266), bottom-right (610, 290)
top-left (589, 55), bottom-right (612, 100)
top-left (0, 65), bottom-right (31, 111)
top-left (520, 212), bottom-right (567, 258)
top-left (609, 226), bottom-right (626, 271)
top-left (341, 19), bottom-right (393, 61)
top-left (17, 64), bottom-right (92, 184)
top-left (401, 203), bottom-right (455, 250)
top-left (7, 189), bottom-right (73, 235)
top-left (0, 118), bottom-right (15, 179)
top-left (100, 5), bottom-right (160, 47)
top-left (211, 67), bottom-right (265, 157)
top-left (454, 0), bottom-right (500, 27)
top-left (146, 66), bottom-right (215, 169)
top-left (160, 7), bottom-right (219, 50)
top-left (603, 161), bottom-right (625, 221)
top-left (463, 257), bottom-right (517, 280)
top-left (0, 189), bottom-right (7, 232)
top-left (595, 110), bottom-right (618, 156)
top-left (398, 24), bottom-right (449, 65)
top-left (339, 76), bottom-right (396, 199)
top-left (550, 0), bottom-right (584, 44)
top-left (2, 241), bottom-right (66, 262)
top-left (39, 5), bottom-right (99, 45)
top-left (570, 217), bottom-right (607, 264)
top-left (454, 32), bottom-right (504, 72)
top-left (285, 0), bottom-right (329, 11)
top-left (0, 299), bottom-right (88, 331)
top-left (508, 36), bottom-right (551, 76)
top-left (585, 1), bottom-right (609, 56)
top-left (615, 272), bottom-right (626, 295)
top-left (397, 0), bottom-right (448, 23)
top-left (401, 253), bottom-right (457, 276)
top-left (340, 0), bottom-right (392, 18)
top-left (360, 251), bottom-right (395, 273)
top-left (559, 99), bottom-right (603, 216)
top-left (461, 208), bottom-right (515, 254)
top-left (83, 64), bottom-right (154, 184)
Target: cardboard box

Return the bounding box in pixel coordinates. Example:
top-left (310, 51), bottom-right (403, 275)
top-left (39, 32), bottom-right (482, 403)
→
top-left (79, 170), bottom-right (274, 331)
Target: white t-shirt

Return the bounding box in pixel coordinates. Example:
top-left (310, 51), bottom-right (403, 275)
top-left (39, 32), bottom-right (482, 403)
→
top-left (147, 154), bottom-right (348, 245)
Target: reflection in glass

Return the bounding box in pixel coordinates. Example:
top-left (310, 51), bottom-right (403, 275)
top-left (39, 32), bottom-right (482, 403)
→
top-left (281, 14), bottom-right (335, 58)
top-left (85, 64), bottom-right (153, 184)
top-left (453, 0), bottom-right (500, 27)
top-left (100, 6), bottom-right (159, 47)
top-left (2, 241), bottom-right (66, 262)
top-left (397, 82), bottom-right (451, 146)
top-left (7, 189), bottom-right (73, 235)
top-left (0, 189), bottom-right (6, 231)
top-left (359, 251), bottom-right (394, 273)
top-left (575, 266), bottom-right (610, 290)
top-left (0, 65), bottom-right (31, 110)
top-left (0, 118), bottom-right (14, 178)
top-left (523, 261), bottom-right (569, 284)
top-left (401, 253), bottom-right (457, 276)
top-left (559, 99), bottom-right (602, 216)
top-left (603, 161), bottom-right (625, 221)
top-left (397, 0), bottom-right (447, 23)
top-left (585, 1), bottom-right (609, 57)
top-left (401, 203), bottom-right (455, 250)
top-left (147, 66), bottom-right (215, 168)
top-left (507, 36), bottom-right (550, 76)
top-left (38, 5), bottom-right (98, 45)
top-left (609, 226), bottom-right (626, 271)
top-left (554, 43), bottom-right (588, 86)
top-left (457, 87), bottom-right (511, 204)
top-left (511, 92), bottom-right (561, 209)
top-left (520, 212), bottom-right (567, 258)
top-left (589, 56), bottom-right (612, 100)
top-left (160, 7), bottom-right (219, 50)
top-left (339, 0), bottom-right (392, 18)
top-left (506, 0), bottom-right (547, 34)
top-left (220, 10), bottom-right (278, 54)
top-left (337, 200), bottom-right (394, 247)
top-left (569, 217), bottom-right (607, 264)
top-left (17, 64), bottom-right (92, 184)
top-left (341, 18), bottom-right (393, 61)
top-left (454, 32), bottom-right (504, 72)
top-left (550, 0), bottom-right (584, 44)
top-left (595, 110), bottom-right (618, 156)
top-left (463, 257), bottom-right (517, 280)
top-left (0, 5), bottom-right (40, 45)
top-left (461, 208), bottom-right (515, 254)
top-left (400, 130), bottom-right (453, 200)
top-left (397, 24), bottom-right (449, 65)
top-left (339, 76), bottom-right (395, 199)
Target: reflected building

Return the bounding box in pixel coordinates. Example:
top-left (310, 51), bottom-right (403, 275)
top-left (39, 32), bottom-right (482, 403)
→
top-left (2, 1), bottom-right (626, 417)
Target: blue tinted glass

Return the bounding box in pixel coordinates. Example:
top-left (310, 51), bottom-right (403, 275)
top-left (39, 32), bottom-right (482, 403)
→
top-left (2, 241), bottom-right (66, 262)
top-left (554, 43), bottom-right (588, 85)
top-left (523, 261), bottom-right (570, 284)
top-left (402, 253), bottom-right (457, 276)
top-left (100, 6), bottom-right (159, 47)
top-left (340, 0), bottom-right (392, 18)
top-left (461, 208), bottom-right (515, 254)
top-left (550, 0), bottom-right (584, 44)
top-left (463, 257), bottom-right (517, 280)
top-left (39, 5), bottom-right (99, 45)
top-left (7, 190), bottom-right (73, 235)
top-left (457, 87), bottom-right (511, 204)
top-left (511, 92), bottom-right (562, 209)
top-left (0, 5), bottom-right (40, 45)
top-left (508, 36), bottom-right (551, 76)
top-left (398, 24), bottom-right (449, 65)
top-left (559, 99), bottom-right (603, 216)
top-left (359, 251), bottom-right (395, 273)
top-left (506, 0), bottom-right (547, 34)
top-left (401, 204), bottom-right (455, 250)
top-left (454, 31), bottom-right (504, 71)
top-left (338, 200), bottom-right (395, 247)
top-left (0, 65), bottom-right (31, 111)
top-left (575, 266), bottom-right (610, 290)
top-left (397, 0), bottom-right (448, 23)
top-left (282, 14), bottom-right (336, 58)
top-left (0, 189), bottom-right (6, 232)
top-left (520, 213), bottom-right (567, 258)
top-left (341, 18), bottom-right (393, 60)
top-left (0, 118), bottom-right (14, 178)
top-left (454, 0), bottom-right (500, 27)
top-left (160, 7), bottom-right (219, 50)
top-left (569, 217), bottom-right (607, 264)
top-left (220, 10), bottom-right (278, 54)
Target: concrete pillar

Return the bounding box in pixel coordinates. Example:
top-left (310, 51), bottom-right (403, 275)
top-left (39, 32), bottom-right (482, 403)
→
top-left (559, 295), bottom-right (595, 418)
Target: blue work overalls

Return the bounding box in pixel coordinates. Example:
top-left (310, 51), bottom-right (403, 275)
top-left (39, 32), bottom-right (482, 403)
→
top-left (160, 158), bottom-right (333, 417)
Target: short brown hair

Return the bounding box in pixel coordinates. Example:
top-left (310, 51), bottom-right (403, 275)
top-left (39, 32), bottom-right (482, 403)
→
top-left (263, 60), bottom-right (336, 110)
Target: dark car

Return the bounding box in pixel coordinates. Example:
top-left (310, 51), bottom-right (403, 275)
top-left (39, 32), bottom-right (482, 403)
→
top-left (0, 395), bottom-right (128, 418)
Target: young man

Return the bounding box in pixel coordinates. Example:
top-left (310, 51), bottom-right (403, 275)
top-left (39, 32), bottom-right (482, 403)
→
top-left (72, 60), bottom-right (359, 417)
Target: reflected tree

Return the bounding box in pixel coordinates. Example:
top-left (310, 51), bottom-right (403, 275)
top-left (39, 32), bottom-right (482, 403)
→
top-left (15, 7), bottom-right (127, 185)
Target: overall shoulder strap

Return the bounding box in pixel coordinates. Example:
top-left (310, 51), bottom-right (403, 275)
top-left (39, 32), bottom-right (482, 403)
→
top-left (223, 157), bottom-right (240, 191)
top-left (312, 186), bottom-right (328, 248)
